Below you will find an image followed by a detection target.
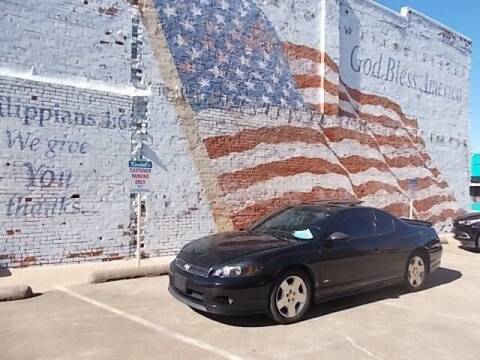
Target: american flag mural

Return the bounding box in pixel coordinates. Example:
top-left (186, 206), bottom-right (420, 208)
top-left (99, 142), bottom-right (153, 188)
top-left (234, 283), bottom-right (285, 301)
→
top-left (152, 0), bottom-right (459, 230)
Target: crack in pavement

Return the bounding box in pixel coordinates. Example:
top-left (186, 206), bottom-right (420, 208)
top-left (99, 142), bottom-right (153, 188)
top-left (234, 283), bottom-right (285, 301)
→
top-left (331, 329), bottom-right (384, 360)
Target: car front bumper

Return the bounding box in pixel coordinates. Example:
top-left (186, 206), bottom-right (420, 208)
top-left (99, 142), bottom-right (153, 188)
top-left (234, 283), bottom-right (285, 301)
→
top-left (453, 231), bottom-right (478, 249)
top-left (168, 262), bottom-right (270, 316)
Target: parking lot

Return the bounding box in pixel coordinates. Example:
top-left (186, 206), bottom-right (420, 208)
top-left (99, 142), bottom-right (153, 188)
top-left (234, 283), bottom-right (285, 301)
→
top-left (1, 241), bottom-right (479, 360)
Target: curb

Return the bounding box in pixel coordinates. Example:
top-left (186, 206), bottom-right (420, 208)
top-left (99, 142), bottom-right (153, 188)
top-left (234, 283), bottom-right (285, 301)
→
top-left (87, 264), bottom-right (170, 284)
top-left (0, 285), bottom-right (34, 302)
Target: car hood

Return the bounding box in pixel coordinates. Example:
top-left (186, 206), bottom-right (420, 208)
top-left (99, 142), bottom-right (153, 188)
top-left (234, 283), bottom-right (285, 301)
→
top-left (178, 231), bottom-right (296, 268)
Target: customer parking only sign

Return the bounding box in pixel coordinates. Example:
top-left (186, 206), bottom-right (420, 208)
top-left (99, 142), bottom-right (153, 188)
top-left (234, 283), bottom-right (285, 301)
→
top-left (129, 160), bottom-right (152, 193)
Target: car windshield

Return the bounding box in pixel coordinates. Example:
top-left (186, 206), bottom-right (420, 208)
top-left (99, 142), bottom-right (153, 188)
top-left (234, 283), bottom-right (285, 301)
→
top-left (251, 207), bottom-right (333, 241)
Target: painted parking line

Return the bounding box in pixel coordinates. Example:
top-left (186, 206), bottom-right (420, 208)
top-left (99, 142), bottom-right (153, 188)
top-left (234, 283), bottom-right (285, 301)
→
top-left (55, 285), bottom-right (243, 360)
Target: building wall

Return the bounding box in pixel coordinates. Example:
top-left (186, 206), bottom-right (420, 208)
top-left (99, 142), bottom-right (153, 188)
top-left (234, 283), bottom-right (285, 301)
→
top-left (0, 0), bottom-right (472, 267)
top-left (0, 0), bottom-right (216, 267)
top-left (339, 0), bottom-right (471, 217)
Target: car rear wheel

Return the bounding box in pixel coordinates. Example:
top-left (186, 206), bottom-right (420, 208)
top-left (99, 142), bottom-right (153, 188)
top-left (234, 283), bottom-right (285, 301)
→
top-left (404, 252), bottom-right (427, 292)
top-left (268, 270), bottom-right (311, 324)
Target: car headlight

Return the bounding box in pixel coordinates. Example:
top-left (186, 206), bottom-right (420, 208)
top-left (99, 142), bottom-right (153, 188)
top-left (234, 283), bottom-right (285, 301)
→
top-left (211, 263), bottom-right (258, 278)
top-left (463, 220), bottom-right (480, 227)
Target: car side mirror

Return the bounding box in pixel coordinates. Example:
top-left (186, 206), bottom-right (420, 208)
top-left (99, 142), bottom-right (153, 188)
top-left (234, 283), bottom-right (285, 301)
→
top-left (328, 232), bottom-right (350, 241)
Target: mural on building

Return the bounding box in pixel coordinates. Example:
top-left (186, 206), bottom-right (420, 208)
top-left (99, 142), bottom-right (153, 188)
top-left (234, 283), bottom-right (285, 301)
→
top-left (0, 0), bottom-right (471, 267)
top-left (147, 0), bottom-right (463, 231)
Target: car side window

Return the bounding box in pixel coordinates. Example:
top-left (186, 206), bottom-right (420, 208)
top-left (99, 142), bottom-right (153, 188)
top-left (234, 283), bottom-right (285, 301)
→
top-left (329, 210), bottom-right (375, 239)
top-left (374, 210), bottom-right (395, 235)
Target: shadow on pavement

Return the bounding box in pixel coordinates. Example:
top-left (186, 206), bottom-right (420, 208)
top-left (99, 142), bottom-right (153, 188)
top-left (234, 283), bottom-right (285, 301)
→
top-left (0, 268), bottom-right (11, 278)
top-left (458, 246), bottom-right (480, 253)
top-left (200, 267), bottom-right (462, 327)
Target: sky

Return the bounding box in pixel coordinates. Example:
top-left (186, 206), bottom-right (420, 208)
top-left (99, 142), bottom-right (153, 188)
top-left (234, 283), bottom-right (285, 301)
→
top-left (376, 0), bottom-right (479, 154)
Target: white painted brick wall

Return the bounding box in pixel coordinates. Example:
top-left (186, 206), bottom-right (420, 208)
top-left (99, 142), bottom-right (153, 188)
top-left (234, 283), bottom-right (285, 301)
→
top-left (0, 0), bottom-right (472, 267)
top-left (0, 75), bottom-right (135, 266)
top-left (339, 0), bottom-right (471, 207)
top-left (0, 0), bottom-right (215, 267)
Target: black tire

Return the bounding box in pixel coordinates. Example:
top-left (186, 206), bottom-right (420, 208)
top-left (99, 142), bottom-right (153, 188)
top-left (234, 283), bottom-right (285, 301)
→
top-left (268, 269), bottom-right (312, 324)
top-left (403, 251), bottom-right (428, 292)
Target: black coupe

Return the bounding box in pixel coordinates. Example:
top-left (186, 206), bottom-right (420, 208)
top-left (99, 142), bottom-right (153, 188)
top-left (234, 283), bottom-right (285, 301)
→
top-left (169, 201), bottom-right (442, 324)
top-left (453, 212), bottom-right (480, 251)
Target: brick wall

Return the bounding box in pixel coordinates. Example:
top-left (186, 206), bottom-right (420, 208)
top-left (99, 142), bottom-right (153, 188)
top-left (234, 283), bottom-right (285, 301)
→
top-left (0, 0), bottom-right (472, 267)
top-left (0, 75), bottom-right (134, 266)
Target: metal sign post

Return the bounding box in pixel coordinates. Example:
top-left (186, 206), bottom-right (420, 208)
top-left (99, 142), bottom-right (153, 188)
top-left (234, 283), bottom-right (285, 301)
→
top-left (129, 160), bottom-right (153, 267)
top-left (136, 193), bottom-right (141, 267)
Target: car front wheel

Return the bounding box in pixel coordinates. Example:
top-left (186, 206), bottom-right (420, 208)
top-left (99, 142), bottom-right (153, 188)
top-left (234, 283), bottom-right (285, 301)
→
top-left (268, 270), bottom-right (312, 324)
top-left (404, 252), bottom-right (427, 292)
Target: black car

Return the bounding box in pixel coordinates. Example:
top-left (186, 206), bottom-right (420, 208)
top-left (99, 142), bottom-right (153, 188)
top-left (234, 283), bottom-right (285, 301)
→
top-left (453, 212), bottom-right (480, 251)
top-left (169, 201), bottom-right (442, 324)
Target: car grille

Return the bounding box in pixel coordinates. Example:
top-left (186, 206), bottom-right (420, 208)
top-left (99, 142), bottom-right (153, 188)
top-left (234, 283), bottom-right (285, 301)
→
top-left (175, 257), bottom-right (210, 277)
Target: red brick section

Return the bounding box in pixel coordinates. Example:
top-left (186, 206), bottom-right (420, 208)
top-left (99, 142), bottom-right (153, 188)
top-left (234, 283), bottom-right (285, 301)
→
top-left (308, 103), bottom-right (339, 115)
top-left (419, 152), bottom-right (432, 163)
top-left (353, 181), bottom-right (401, 198)
top-left (322, 103), bottom-right (340, 116)
top-left (67, 249), bottom-right (103, 258)
top-left (398, 177), bottom-right (448, 191)
top-left (202, 41), bottom-right (457, 228)
top-left (384, 155), bottom-right (426, 168)
top-left (357, 111), bottom-right (401, 129)
top-left (323, 127), bottom-right (377, 149)
top-left (374, 133), bottom-right (416, 148)
top-left (341, 81), bottom-right (418, 129)
top-left (102, 253), bottom-right (124, 261)
top-left (339, 90), bottom-right (422, 141)
top-left (218, 157), bottom-right (348, 193)
top-left (20, 256), bottom-right (36, 267)
top-left (425, 209), bottom-right (458, 223)
top-left (339, 155), bottom-right (389, 173)
top-left (385, 203), bottom-right (457, 223)
top-left (231, 187), bottom-right (355, 230)
top-left (203, 126), bottom-right (327, 159)
top-left (293, 74), bottom-right (339, 97)
top-left (339, 83), bottom-right (443, 178)
top-left (340, 90), bottom-right (433, 165)
top-left (339, 107), bottom-right (356, 118)
top-left (284, 46), bottom-right (420, 131)
top-left (414, 195), bottom-right (455, 213)
top-left (282, 41), bottom-right (339, 73)
top-left (283, 42), bottom-right (443, 198)
top-left (382, 203), bottom-right (410, 218)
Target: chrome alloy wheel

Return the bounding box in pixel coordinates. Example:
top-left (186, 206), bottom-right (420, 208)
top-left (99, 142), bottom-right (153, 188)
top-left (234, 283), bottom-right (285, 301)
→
top-left (408, 256), bottom-right (425, 288)
top-left (275, 275), bottom-right (308, 318)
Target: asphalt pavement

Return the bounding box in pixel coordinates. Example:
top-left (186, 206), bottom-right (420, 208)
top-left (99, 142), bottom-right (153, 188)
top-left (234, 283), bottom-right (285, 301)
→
top-left (0, 241), bottom-right (479, 360)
